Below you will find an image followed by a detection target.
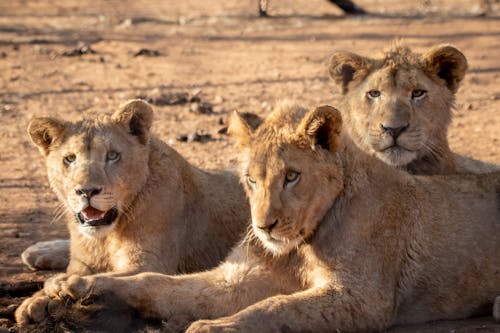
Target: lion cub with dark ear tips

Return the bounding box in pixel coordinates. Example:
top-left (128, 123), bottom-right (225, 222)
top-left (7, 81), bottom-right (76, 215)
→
top-left (19, 102), bottom-right (499, 333)
top-left (329, 43), bottom-right (499, 175)
top-left (16, 99), bottom-right (250, 324)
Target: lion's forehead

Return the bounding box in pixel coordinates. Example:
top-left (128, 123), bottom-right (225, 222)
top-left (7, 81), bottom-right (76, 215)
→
top-left (364, 66), bottom-right (430, 92)
top-left (245, 144), bottom-right (310, 182)
top-left (60, 125), bottom-right (130, 156)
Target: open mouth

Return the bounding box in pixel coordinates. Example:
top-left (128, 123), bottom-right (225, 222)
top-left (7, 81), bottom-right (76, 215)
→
top-left (76, 206), bottom-right (118, 227)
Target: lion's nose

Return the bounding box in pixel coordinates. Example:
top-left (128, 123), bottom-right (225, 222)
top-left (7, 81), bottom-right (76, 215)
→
top-left (256, 218), bottom-right (278, 232)
top-left (75, 187), bottom-right (102, 198)
top-left (380, 124), bottom-right (409, 139)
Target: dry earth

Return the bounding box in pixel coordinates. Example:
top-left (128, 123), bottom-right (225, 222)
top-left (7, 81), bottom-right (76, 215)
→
top-left (0, 0), bottom-right (499, 332)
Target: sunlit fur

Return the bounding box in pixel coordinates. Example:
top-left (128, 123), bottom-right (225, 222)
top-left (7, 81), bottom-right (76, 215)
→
top-left (17, 99), bottom-right (252, 327)
top-left (20, 101), bottom-right (499, 333)
top-left (329, 43), bottom-right (498, 174)
top-left (237, 102), bottom-right (343, 256)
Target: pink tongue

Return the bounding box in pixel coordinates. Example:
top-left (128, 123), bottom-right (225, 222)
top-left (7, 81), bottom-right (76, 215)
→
top-left (81, 207), bottom-right (106, 220)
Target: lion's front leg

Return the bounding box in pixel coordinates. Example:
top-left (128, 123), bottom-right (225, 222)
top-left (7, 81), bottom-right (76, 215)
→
top-left (186, 287), bottom-right (392, 333)
top-left (32, 249), bottom-right (289, 326)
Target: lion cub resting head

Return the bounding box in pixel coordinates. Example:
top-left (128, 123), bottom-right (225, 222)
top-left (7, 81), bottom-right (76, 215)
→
top-left (26, 99), bottom-right (249, 275)
top-left (329, 44), bottom-right (497, 174)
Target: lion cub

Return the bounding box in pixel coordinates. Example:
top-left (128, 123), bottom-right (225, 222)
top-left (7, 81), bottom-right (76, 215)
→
top-left (21, 99), bottom-right (249, 276)
top-left (17, 102), bottom-right (500, 332)
top-left (329, 43), bottom-right (499, 174)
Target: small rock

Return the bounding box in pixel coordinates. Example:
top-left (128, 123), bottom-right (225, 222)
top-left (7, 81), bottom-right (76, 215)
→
top-left (138, 90), bottom-right (188, 106)
top-left (134, 48), bottom-right (161, 57)
top-left (61, 42), bottom-right (96, 57)
top-left (190, 102), bottom-right (213, 114)
top-left (176, 132), bottom-right (213, 143)
top-left (116, 18), bottom-right (133, 29)
top-left (213, 95), bottom-right (224, 104)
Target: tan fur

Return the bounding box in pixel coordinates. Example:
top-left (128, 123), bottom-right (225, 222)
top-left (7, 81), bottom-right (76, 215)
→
top-left (15, 100), bottom-right (249, 326)
top-left (18, 102), bottom-right (500, 332)
top-left (329, 43), bottom-right (498, 174)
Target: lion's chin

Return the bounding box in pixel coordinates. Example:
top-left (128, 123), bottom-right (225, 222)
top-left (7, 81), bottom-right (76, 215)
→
top-left (253, 228), bottom-right (300, 257)
top-left (375, 146), bottom-right (417, 167)
top-left (78, 223), bottom-right (116, 238)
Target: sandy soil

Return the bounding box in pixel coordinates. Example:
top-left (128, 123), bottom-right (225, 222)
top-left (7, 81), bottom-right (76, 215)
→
top-left (0, 0), bottom-right (499, 331)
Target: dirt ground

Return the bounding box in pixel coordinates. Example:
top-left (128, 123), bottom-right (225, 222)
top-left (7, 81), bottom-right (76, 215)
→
top-left (0, 0), bottom-right (499, 332)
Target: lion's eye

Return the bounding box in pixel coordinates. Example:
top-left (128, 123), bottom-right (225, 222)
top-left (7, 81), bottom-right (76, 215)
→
top-left (246, 175), bottom-right (256, 186)
top-left (367, 90), bottom-right (381, 99)
top-left (106, 151), bottom-right (121, 162)
top-left (284, 171), bottom-right (300, 186)
top-left (411, 89), bottom-right (427, 100)
top-left (63, 154), bottom-right (76, 165)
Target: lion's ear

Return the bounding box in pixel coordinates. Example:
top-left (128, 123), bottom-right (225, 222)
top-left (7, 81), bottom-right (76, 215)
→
top-left (112, 99), bottom-right (153, 145)
top-left (298, 105), bottom-right (342, 152)
top-left (422, 45), bottom-right (467, 93)
top-left (328, 52), bottom-right (371, 94)
top-left (228, 111), bottom-right (255, 147)
top-left (28, 117), bottom-right (67, 156)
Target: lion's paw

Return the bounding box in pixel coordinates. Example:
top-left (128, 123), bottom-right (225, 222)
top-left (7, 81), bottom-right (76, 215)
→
top-left (44, 273), bottom-right (95, 301)
top-left (15, 291), bottom-right (54, 325)
top-left (186, 318), bottom-right (240, 333)
top-left (21, 239), bottom-right (70, 271)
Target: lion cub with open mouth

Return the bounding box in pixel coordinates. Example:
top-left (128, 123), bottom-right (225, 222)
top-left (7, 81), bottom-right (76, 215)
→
top-left (16, 99), bottom-right (250, 326)
top-left (18, 101), bottom-right (500, 332)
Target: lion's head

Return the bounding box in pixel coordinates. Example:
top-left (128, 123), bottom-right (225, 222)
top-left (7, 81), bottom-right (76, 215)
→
top-left (229, 102), bottom-right (343, 256)
top-left (28, 100), bottom-right (153, 238)
top-left (329, 44), bottom-right (467, 169)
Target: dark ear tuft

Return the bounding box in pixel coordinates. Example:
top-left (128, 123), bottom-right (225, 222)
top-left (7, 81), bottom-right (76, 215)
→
top-left (328, 52), bottom-right (372, 94)
top-left (28, 117), bottom-right (67, 155)
top-left (112, 99), bottom-right (153, 145)
top-left (422, 45), bottom-right (468, 93)
top-left (298, 105), bottom-right (343, 152)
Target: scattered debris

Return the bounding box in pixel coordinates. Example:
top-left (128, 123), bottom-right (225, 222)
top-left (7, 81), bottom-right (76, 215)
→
top-left (134, 48), bottom-right (161, 57)
top-left (190, 101), bottom-right (213, 114)
top-left (61, 42), bottom-right (96, 57)
top-left (0, 52), bottom-right (6, 58)
top-left (1, 104), bottom-right (15, 115)
top-left (33, 45), bottom-right (57, 59)
top-left (137, 88), bottom-right (200, 106)
top-left (176, 132), bottom-right (213, 143)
